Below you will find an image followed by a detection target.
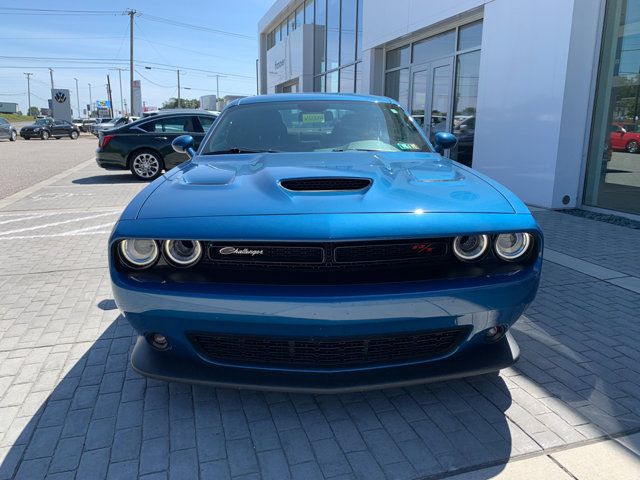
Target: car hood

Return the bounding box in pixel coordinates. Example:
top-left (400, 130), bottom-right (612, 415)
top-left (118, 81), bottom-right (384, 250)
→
top-left (135, 151), bottom-right (516, 219)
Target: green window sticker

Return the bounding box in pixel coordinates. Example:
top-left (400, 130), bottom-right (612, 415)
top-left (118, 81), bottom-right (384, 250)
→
top-left (396, 142), bottom-right (418, 150)
top-left (302, 113), bottom-right (325, 123)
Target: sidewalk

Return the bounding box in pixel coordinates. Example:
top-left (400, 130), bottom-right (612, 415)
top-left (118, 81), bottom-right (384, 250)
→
top-left (0, 161), bottom-right (639, 479)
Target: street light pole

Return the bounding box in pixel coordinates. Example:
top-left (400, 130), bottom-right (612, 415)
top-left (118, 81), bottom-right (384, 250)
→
top-left (177, 69), bottom-right (181, 109)
top-left (74, 78), bottom-right (80, 117)
top-left (24, 72), bottom-right (33, 115)
top-left (118, 69), bottom-right (124, 114)
top-left (88, 83), bottom-right (93, 117)
top-left (48, 68), bottom-right (54, 89)
top-left (126, 9), bottom-right (136, 115)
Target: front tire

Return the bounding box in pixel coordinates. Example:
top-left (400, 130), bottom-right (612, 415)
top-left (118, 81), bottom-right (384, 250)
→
top-left (69, 130), bottom-right (79, 140)
top-left (9, 130), bottom-right (17, 141)
top-left (40, 130), bottom-right (50, 140)
top-left (626, 140), bottom-right (639, 153)
top-left (130, 150), bottom-right (164, 181)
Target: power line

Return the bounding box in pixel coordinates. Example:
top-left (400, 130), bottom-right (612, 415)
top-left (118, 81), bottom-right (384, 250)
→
top-left (138, 14), bottom-right (255, 40)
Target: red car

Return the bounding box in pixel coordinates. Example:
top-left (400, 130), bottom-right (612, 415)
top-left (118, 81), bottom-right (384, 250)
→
top-left (610, 123), bottom-right (640, 153)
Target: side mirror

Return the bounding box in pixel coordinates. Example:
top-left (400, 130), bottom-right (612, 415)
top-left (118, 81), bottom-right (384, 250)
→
top-left (434, 132), bottom-right (458, 154)
top-left (172, 135), bottom-right (196, 159)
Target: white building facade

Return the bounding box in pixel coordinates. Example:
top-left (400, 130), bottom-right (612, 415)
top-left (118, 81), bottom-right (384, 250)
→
top-left (258, 0), bottom-right (640, 217)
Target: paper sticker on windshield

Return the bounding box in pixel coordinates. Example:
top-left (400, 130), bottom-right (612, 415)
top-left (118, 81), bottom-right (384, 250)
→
top-left (397, 142), bottom-right (418, 150)
top-left (302, 113), bottom-right (325, 123)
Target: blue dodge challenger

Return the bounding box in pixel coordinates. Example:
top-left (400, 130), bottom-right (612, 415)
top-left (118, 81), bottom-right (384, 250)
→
top-left (109, 94), bottom-right (542, 392)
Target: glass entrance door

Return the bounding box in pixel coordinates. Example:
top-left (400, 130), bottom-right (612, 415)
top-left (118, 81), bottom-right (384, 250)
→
top-left (410, 58), bottom-right (453, 142)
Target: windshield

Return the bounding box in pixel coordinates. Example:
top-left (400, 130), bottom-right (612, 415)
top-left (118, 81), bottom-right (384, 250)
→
top-left (34, 119), bottom-right (49, 125)
top-left (201, 100), bottom-right (431, 154)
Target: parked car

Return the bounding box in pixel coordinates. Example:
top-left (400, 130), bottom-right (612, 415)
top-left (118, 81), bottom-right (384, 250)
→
top-left (108, 93), bottom-right (542, 392)
top-left (19, 118), bottom-right (79, 140)
top-left (72, 118), bottom-right (84, 131)
top-left (91, 116), bottom-right (139, 136)
top-left (81, 118), bottom-right (97, 133)
top-left (96, 111), bottom-right (218, 180)
top-left (610, 123), bottom-right (640, 153)
top-left (89, 118), bottom-right (112, 135)
top-left (0, 117), bottom-right (17, 141)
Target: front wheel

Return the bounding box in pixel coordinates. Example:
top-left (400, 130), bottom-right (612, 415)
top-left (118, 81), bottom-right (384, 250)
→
top-left (626, 140), bottom-right (639, 153)
top-left (9, 130), bottom-right (17, 141)
top-left (40, 130), bottom-right (50, 140)
top-left (69, 130), bottom-right (79, 140)
top-left (130, 150), bottom-right (163, 181)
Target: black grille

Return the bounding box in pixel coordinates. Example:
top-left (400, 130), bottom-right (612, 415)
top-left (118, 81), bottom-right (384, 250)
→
top-left (280, 177), bottom-right (372, 191)
top-left (189, 328), bottom-right (470, 370)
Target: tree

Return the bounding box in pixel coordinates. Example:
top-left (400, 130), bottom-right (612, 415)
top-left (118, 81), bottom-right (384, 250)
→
top-left (28, 106), bottom-right (39, 117)
top-left (161, 98), bottom-right (200, 109)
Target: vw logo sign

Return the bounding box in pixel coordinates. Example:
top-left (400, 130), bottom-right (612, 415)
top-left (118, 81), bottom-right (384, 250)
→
top-left (54, 92), bottom-right (67, 103)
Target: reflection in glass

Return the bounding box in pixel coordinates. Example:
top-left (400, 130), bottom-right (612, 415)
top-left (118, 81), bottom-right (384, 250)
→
top-left (340, 0), bottom-right (357, 65)
top-left (305, 0), bottom-right (314, 23)
top-left (411, 70), bottom-right (428, 130)
top-left (429, 64), bottom-right (452, 142)
top-left (386, 46), bottom-right (410, 69)
top-left (458, 20), bottom-right (483, 51)
top-left (288, 14), bottom-right (295, 34)
top-left (385, 69), bottom-right (410, 108)
top-left (452, 50), bottom-right (480, 166)
top-left (412, 30), bottom-right (455, 65)
top-left (584, 0), bottom-right (640, 215)
top-left (339, 65), bottom-right (355, 93)
top-left (326, 0), bottom-right (340, 71)
top-left (295, 7), bottom-right (304, 30)
top-left (325, 70), bottom-right (339, 92)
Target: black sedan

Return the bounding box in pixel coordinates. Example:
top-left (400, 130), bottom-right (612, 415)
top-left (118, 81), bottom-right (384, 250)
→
top-left (95, 111), bottom-right (218, 180)
top-left (20, 118), bottom-right (80, 140)
top-left (0, 117), bottom-right (17, 141)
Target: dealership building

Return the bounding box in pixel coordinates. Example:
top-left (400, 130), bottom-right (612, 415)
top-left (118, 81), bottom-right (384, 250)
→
top-left (258, 0), bottom-right (640, 217)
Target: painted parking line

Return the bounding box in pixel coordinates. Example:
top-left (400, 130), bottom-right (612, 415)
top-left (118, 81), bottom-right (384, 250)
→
top-left (0, 211), bottom-right (119, 236)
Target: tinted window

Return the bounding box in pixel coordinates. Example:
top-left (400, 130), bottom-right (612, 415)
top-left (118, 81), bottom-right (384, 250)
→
top-left (138, 120), bottom-right (162, 133)
top-left (458, 20), bottom-right (483, 51)
top-left (202, 100), bottom-right (430, 154)
top-left (199, 116), bottom-right (216, 132)
top-left (412, 30), bottom-right (455, 64)
top-left (0, 118), bottom-right (7, 125)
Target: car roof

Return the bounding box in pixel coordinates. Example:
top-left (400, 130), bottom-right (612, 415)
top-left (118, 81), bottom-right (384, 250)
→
top-left (229, 93), bottom-right (399, 107)
top-left (153, 109), bottom-right (218, 116)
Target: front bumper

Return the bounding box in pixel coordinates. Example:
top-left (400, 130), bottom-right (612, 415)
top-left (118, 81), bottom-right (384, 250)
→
top-left (113, 265), bottom-right (539, 392)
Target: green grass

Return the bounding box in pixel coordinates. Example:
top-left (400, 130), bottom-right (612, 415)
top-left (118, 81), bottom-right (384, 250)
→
top-left (0, 113), bottom-right (34, 123)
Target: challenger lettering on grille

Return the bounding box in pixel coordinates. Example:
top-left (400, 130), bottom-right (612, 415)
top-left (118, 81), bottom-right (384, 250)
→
top-left (219, 247), bottom-right (264, 256)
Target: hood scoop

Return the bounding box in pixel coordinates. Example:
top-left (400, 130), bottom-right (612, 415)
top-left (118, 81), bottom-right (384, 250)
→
top-left (280, 177), bottom-right (372, 192)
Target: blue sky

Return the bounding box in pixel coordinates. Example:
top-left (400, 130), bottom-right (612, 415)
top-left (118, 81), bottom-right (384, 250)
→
top-left (0, 0), bottom-right (273, 114)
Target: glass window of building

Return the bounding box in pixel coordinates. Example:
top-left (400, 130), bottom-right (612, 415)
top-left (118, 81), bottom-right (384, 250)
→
top-left (305, 0), bottom-right (314, 23)
top-left (326, 0), bottom-right (340, 71)
top-left (325, 70), bottom-right (339, 93)
top-left (340, 0), bottom-right (357, 66)
top-left (584, 0), bottom-right (640, 215)
top-left (385, 69), bottom-right (410, 108)
top-left (287, 14), bottom-right (295, 34)
top-left (314, 0), bottom-right (327, 74)
top-left (339, 65), bottom-right (355, 93)
top-left (386, 46), bottom-right (410, 70)
top-left (412, 30), bottom-right (455, 65)
top-left (452, 50), bottom-right (480, 167)
top-left (458, 20), bottom-right (483, 51)
top-left (295, 6), bottom-right (304, 30)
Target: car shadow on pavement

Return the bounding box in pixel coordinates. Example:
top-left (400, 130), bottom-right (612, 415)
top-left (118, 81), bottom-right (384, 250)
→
top-left (0, 312), bottom-right (517, 480)
top-left (72, 175), bottom-right (140, 185)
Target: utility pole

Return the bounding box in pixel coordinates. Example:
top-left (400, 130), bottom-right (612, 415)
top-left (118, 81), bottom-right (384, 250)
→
top-left (126, 9), bottom-right (136, 116)
top-left (177, 69), bottom-right (181, 109)
top-left (111, 68), bottom-right (125, 115)
top-left (74, 78), bottom-right (80, 117)
top-left (24, 72), bottom-right (33, 115)
top-left (88, 83), bottom-right (93, 117)
top-left (48, 68), bottom-right (54, 89)
top-left (255, 59), bottom-right (259, 95)
top-left (106, 76), bottom-right (114, 118)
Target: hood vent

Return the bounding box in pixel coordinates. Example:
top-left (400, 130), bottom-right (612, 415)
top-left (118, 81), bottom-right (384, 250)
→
top-left (280, 177), bottom-right (372, 192)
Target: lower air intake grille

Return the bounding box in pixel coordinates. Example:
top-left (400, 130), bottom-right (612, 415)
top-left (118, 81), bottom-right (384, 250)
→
top-left (189, 328), bottom-right (469, 370)
top-left (280, 177), bottom-right (372, 191)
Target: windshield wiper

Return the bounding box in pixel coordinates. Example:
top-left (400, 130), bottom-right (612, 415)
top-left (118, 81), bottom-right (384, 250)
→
top-left (203, 147), bottom-right (280, 155)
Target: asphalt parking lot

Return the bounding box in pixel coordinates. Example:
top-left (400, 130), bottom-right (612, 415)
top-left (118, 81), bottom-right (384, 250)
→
top-left (0, 140), bottom-right (640, 479)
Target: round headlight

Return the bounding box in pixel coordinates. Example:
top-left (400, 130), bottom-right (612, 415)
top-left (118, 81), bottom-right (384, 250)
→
top-left (119, 239), bottom-right (159, 268)
top-left (163, 240), bottom-right (202, 267)
top-left (452, 234), bottom-right (490, 261)
top-left (494, 232), bottom-right (532, 261)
